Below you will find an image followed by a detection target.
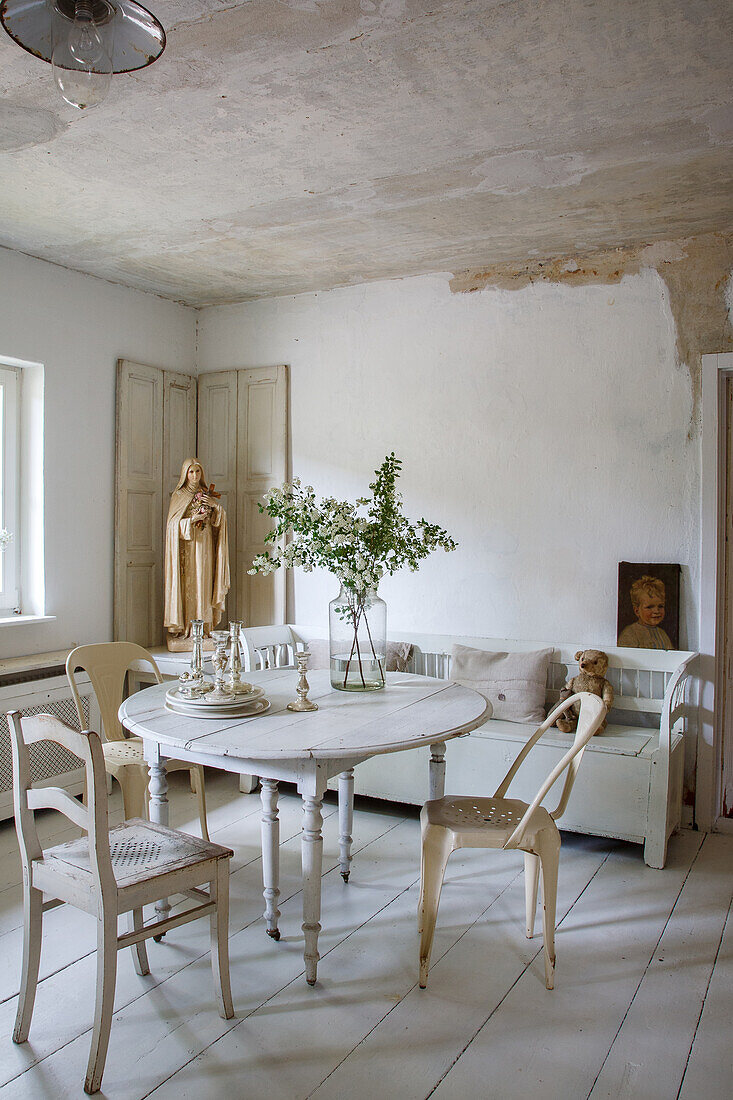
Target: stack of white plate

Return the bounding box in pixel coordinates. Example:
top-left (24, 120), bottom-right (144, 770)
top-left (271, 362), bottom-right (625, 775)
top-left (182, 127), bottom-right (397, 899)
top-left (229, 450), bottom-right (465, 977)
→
top-left (165, 683), bottom-right (270, 719)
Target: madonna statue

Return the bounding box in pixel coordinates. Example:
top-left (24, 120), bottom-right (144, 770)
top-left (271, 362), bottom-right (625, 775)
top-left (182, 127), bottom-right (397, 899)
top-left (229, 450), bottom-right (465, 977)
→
top-left (164, 457), bottom-right (230, 650)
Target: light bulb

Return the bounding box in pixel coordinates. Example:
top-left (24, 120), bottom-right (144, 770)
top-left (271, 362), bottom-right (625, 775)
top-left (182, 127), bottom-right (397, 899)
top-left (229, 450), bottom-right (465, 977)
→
top-left (68, 3), bottom-right (105, 66)
top-left (51, 0), bottom-right (113, 111)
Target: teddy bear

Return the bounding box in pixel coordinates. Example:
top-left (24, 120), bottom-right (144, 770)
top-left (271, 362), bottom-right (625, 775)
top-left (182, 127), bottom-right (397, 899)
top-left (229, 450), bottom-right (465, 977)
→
top-left (555, 649), bottom-right (614, 733)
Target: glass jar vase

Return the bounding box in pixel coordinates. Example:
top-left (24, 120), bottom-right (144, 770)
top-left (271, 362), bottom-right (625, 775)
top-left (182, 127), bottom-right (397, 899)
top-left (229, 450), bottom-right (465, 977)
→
top-left (329, 584), bottom-right (387, 691)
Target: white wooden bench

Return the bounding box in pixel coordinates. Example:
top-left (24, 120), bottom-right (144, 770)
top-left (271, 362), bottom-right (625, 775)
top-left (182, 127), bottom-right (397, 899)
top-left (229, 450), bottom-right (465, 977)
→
top-left (289, 628), bottom-right (697, 869)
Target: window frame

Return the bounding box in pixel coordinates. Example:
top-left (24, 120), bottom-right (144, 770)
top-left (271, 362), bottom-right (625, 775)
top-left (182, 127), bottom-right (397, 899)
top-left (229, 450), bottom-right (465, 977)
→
top-left (0, 365), bottom-right (20, 614)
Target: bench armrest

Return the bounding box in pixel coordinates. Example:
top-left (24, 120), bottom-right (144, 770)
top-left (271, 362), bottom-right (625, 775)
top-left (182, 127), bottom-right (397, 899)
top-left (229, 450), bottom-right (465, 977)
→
top-left (658, 652), bottom-right (698, 758)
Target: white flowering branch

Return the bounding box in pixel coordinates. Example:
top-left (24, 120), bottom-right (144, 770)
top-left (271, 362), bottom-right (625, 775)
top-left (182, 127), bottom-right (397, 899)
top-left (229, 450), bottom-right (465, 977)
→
top-left (248, 453), bottom-right (456, 596)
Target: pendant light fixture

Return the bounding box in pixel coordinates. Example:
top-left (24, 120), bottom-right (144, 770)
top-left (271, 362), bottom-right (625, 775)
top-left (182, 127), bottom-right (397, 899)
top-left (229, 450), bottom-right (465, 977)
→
top-left (1, 0), bottom-right (165, 110)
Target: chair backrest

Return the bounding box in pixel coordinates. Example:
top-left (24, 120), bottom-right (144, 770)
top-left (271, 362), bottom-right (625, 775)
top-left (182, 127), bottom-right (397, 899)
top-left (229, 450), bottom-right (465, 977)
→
top-left (496, 692), bottom-right (607, 849)
top-left (240, 625), bottom-right (299, 672)
top-left (67, 642), bottom-right (162, 743)
top-left (8, 711), bottom-right (116, 904)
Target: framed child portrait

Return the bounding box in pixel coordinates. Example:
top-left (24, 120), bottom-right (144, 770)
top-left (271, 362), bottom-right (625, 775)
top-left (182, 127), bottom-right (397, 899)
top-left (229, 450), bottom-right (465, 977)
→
top-left (617, 563), bottom-right (681, 650)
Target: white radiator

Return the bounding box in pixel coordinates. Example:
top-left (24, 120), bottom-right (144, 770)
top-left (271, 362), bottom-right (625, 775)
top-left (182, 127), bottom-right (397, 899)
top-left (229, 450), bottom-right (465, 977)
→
top-left (0, 667), bottom-right (100, 822)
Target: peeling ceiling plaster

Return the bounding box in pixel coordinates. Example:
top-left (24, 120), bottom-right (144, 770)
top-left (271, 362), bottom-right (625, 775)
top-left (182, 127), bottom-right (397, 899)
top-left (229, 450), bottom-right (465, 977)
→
top-left (1, 0), bottom-right (732, 306)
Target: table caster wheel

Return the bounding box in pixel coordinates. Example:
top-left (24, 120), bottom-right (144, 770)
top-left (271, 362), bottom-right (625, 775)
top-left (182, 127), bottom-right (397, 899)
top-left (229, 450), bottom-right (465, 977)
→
top-left (153, 934), bottom-right (165, 943)
top-left (306, 977), bottom-right (316, 986)
top-left (341, 871), bottom-right (350, 883)
top-left (266, 928), bottom-right (281, 941)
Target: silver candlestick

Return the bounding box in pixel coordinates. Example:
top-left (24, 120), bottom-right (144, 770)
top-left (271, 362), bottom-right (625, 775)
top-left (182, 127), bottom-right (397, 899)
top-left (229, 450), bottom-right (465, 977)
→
top-left (287, 651), bottom-right (318, 712)
top-left (209, 630), bottom-right (232, 701)
top-left (189, 619), bottom-right (211, 694)
top-left (227, 621), bottom-right (253, 694)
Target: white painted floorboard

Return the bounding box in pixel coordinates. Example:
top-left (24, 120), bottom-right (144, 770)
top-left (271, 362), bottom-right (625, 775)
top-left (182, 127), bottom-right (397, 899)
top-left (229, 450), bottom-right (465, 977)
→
top-left (0, 771), bottom-right (730, 1100)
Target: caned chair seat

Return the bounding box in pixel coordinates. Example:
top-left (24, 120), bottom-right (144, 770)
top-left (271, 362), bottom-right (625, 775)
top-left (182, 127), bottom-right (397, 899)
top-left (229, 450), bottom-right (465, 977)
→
top-left (67, 643), bottom-right (210, 839)
top-left (418, 692), bottom-right (607, 992)
top-left (8, 712), bottom-right (234, 1094)
top-left (38, 818), bottom-right (231, 899)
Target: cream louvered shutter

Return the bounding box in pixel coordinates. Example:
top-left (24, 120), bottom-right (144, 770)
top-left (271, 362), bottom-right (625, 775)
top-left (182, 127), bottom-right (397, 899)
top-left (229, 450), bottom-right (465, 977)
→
top-left (236, 365), bottom-right (288, 626)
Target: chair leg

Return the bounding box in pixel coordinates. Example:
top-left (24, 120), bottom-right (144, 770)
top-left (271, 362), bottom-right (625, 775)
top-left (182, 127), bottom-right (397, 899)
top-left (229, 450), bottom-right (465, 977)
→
top-left (12, 884), bottom-right (43, 1044)
top-left (85, 911), bottom-right (118, 1094)
top-left (210, 861), bottom-right (234, 1019)
top-left (524, 851), bottom-right (540, 938)
top-left (538, 833), bottom-right (561, 990)
top-left (117, 767), bottom-right (147, 821)
top-left (129, 908), bottom-right (150, 976)
top-left (193, 765), bottom-right (210, 842)
top-left (418, 825), bottom-right (453, 989)
top-left (190, 767), bottom-right (197, 794)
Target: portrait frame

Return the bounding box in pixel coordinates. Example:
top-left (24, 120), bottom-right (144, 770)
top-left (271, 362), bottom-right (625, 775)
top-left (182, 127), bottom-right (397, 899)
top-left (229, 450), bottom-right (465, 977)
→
top-left (617, 562), bottom-right (681, 650)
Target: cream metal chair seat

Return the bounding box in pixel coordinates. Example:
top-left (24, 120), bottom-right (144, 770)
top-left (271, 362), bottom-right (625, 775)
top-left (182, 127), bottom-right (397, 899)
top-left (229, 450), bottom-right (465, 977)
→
top-left (8, 712), bottom-right (234, 1094)
top-left (67, 642), bottom-right (209, 840)
top-left (418, 691), bottom-right (606, 992)
top-left (423, 795), bottom-right (552, 846)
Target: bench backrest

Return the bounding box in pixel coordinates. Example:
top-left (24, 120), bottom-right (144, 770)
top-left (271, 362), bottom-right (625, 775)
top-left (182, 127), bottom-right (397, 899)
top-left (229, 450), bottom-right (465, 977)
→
top-left (396, 633), bottom-right (696, 726)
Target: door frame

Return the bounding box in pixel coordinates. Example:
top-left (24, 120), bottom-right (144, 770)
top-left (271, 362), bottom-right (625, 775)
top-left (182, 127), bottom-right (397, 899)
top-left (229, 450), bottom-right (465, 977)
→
top-left (699, 351), bottom-right (733, 831)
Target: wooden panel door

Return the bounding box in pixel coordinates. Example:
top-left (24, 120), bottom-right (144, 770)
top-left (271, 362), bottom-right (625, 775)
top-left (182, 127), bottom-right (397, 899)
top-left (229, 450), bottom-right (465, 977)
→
top-left (237, 365), bottom-right (288, 626)
top-left (163, 371), bottom-right (197, 498)
top-left (114, 360), bottom-right (164, 646)
top-left (720, 378), bottom-right (733, 819)
top-left (197, 371), bottom-right (238, 625)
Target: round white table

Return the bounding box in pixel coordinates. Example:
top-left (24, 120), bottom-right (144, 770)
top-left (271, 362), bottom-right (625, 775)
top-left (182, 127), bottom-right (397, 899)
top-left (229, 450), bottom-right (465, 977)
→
top-left (119, 669), bottom-right (489, 984)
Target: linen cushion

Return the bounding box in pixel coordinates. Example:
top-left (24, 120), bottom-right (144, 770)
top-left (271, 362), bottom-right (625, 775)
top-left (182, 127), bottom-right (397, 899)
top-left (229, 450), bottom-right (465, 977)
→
top-left (451, 644), bottom-right (552, 723)
top-left (304, 639), bottom-right (413, 673)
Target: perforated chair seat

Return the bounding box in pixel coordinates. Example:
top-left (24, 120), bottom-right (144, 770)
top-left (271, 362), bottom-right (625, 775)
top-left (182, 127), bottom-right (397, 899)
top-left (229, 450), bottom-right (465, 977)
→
top-left (424, 795), bottom-right (553, 848)
top-left (101, 738), bottom-right (146, 765)
top-left (39, 818), bottom-right (232, 893)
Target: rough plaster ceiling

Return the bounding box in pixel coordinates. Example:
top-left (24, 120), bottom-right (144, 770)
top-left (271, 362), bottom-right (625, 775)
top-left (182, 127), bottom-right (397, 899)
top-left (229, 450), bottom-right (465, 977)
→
top-left (1, 0), bottom-right (732, 306)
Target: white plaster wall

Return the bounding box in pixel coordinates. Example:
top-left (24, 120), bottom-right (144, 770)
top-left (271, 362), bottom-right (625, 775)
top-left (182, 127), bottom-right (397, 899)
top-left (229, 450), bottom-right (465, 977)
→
top-left (0, 247), bottom-right (195, 659)
top-left (198, 270), bottom-right (699, 649)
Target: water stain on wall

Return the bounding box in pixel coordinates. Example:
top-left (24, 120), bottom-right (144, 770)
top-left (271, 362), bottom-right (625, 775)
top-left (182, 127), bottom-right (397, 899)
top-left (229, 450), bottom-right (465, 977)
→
top-left (451, 231), bottom-right (733, 433)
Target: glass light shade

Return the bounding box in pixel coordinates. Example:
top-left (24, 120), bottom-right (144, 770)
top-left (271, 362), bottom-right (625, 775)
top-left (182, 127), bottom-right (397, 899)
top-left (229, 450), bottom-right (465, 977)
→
top-left (1, 0), bottom-right (165, 72)
top-left (51, 0), bottom-right (114, 109)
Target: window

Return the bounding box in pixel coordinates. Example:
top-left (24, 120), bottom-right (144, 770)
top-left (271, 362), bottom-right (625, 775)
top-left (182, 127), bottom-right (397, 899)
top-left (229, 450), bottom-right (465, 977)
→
top-left (0, 365), bottom-right (19, 615)
top-left (0, 357), bottom-right (45, 621)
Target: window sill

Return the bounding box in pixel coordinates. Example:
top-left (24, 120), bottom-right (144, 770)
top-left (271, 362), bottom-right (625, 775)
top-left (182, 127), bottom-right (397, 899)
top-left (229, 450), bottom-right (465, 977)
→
top-left (0, 614), bottom-right (56, 627)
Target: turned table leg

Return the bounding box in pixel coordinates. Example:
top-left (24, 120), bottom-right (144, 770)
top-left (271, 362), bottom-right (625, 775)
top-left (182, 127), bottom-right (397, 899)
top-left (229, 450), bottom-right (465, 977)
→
top-left (429, 741), bottom-right (447, 801)
top-left (145, 745), bottom-right (171, 928)
top-left (260, 778), bottom-right (281, 939)
top-left (300, 776), bottom-right (325, 985)
top-left (338, 769), bottom-right (354, 882)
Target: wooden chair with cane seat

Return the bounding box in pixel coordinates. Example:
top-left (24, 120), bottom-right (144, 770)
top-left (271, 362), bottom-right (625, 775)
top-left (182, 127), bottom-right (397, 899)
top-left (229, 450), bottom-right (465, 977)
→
top-left (8, 711), bottom-right (234, 1094)
top-left (66, 642), bottom-right (209, 840)
top-left (418, 691), bottom-right (607, 991)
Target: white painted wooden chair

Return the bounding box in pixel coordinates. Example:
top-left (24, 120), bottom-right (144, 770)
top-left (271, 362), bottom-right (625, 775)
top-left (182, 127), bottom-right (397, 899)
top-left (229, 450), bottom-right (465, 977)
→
top-left (239, 625), bottom-right (356, 881)
top-left (240, 624), bottom-right (303, 673)
top-left (8, 711), bottom-right (234, 1094)
top-left (418, 691), bottom-right (607, 991)
top-left (236, 626), bottom-right (302, 795)
top-left (67, 642), bottom-right (210, 840)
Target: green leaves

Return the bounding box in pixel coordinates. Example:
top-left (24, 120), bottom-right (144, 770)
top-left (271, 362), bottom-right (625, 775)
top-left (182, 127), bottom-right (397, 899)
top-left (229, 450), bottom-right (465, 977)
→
top-left (248, 455), bottom-right (456, 594)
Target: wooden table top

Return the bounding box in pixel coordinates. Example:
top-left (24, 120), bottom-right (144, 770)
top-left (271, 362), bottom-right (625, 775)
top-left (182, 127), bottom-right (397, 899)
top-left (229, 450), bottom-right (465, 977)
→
top-left (119, 669), bottom-right (489, 763)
